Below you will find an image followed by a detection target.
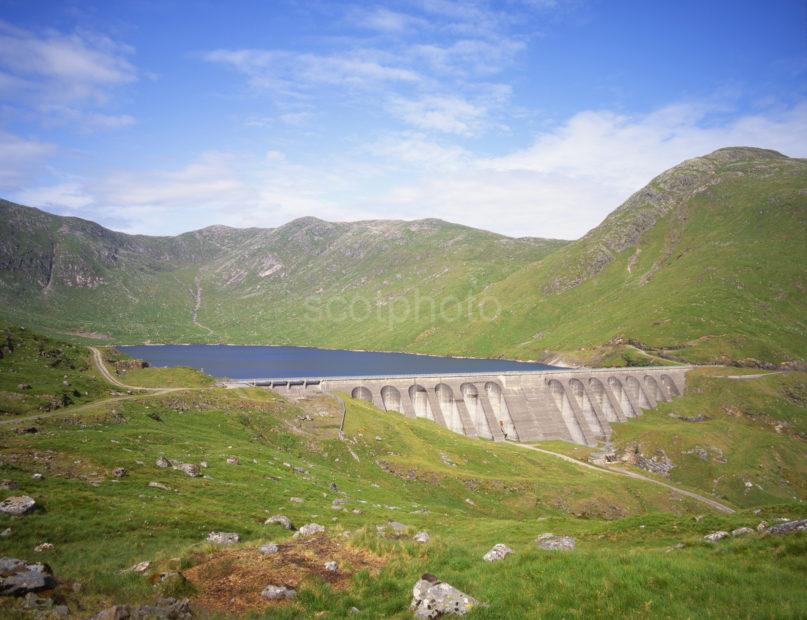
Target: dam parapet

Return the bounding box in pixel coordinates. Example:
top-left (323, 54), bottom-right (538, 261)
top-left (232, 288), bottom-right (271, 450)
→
top-left (259, 366), bottom-right (689, 446)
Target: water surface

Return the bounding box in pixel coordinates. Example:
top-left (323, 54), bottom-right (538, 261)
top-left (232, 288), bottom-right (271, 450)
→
top-left (118, 344), bottom-right (559, 380)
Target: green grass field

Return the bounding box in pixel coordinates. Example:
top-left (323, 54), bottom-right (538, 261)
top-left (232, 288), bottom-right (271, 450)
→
top-left (0, 329), bottom-right (805, 618)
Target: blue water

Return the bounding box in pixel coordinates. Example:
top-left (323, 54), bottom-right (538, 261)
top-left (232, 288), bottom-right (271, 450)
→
top-left (118, 344), bottom-right (559, 380)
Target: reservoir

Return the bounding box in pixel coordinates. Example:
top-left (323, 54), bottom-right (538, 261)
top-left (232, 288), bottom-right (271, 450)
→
top-left (118, 344), bottom-right (559, 380)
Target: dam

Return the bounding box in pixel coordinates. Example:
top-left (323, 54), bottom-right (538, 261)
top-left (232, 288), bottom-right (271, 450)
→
top-left (260, 366), bottom-right (690, 446)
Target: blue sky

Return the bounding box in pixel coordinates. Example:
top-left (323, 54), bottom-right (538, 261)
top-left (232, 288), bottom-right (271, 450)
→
top-left (1, 0), bottom-right (805, 238)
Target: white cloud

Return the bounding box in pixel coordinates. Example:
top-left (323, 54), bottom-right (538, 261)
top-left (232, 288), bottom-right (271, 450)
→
top-left (0, 130), bottom-right (55, 187)
top-left (351, 7), bottom-right (426, 33)
top-left (0, 21), bottom-right (135, 104)
top-left (16, 182), bottom-right (94, 211)
top-left (387, 94), bottom-right (487, 134)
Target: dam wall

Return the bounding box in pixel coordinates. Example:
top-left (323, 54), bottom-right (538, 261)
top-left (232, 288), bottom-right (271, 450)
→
top-left (262, 366), bottom-right (690, 446)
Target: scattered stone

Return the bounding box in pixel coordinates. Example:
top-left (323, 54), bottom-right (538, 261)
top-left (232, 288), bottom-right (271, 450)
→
top-left (756, 520), bottom-right (769, 531)
top-left (289, 497), bottom-right (304, 504)
top-left (129, 561), bottom-right (151, 573)
top-left (704, 531), bottom-right (729, 542)
top-left (0, 528), bottom-right (11, 538)
top-left (464, 498), bottom-right (476, 507)
top-left (414, 531), bottom-right (430, 544)
top-left (23, 591), bottom-right (54, 610)
top-left (0, 557), bottom-right (57, 596)
top-left (349, 607), bottom-right (361, 615)
top-left (207, 531), bottom-right (239, 545)
top-left (113, 467), bottom-right (126, 478)
top-left (31, 473), bottom-right (43, 481)
top-left (410, 573), bottom-right (478, 618)
top-left (259, 543), bottom-right (279, 555)
top-left (199, 461), bottom-right (208, 469)
top-left (265, 515), bottom-right (294, 530)
top-left (0, 495), bottom-right (36, 516)
top-left (768, 518), bottom-right (807, 535)
top-left (482, 544), bottom-right (513, 562)
top-left (379, 521), bottom-right (409, 538)
top-left (261, 585), bottom-right (296, 600)
top-left (91, 597), bottom-right (191, 620)
top-left (0, 480), bottom-right (19, 490)
top-left (535, 533), bottom-right (576, 551)
top-left (324, 561), bottom-right (338, 572)
top-left (331, 499), bottom-right (347, 509)
top-left (175, 463), bottom-right (201, 478)
top-left (34, 543), bottom-right (53, 553)
top-left (17, 384), bottom-right (32, 390)
top-left (226, 456), bottom-right (239, 465)
top-left (148, 481), bottom-right (170, 491)
top-left (731, 527), bottom-right (754, 537)
top-left (155, 456), bottom-right (172, 469)
top-left (293, 523), bottom-right (325, 538)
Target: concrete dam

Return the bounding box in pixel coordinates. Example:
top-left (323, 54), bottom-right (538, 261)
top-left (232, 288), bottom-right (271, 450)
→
top-left (263, 366), bottom-right (689, 446)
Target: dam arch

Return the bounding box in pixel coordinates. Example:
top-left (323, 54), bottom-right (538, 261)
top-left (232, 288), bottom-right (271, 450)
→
top-left (548, 379), bottom-right (585, 445)
top-left (607, 376), bottom-right (635, 418)
top-left (351, 386), bottom-right (373, 403)
top-left (461, 382), bottom-right (493, 439)
top-left (381, 385), bottom-right (402, 413)
top-left (644, 375), bottom-right (666, 403)
top-left (485, 381), bottom-right (516, 440)
top-left (408, 384), bottom-right (433, 420)
top-left (568, 378), bottom-right (604, 437)
top-left (626, 376), bottom-right (651, 409)
top-left (436, 383), bottom-right (464, 434)
top-left (589, 378), bottom-right (618, 422)
top-left (660, 374), bottom-right (680, 398)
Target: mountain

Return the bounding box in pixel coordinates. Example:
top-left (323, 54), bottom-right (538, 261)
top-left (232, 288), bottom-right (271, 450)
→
top-left (0, 146), bottom-right (805, 366)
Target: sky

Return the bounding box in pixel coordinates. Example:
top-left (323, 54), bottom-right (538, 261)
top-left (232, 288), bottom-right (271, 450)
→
top-left (0, 0), bottom-right (805, 239)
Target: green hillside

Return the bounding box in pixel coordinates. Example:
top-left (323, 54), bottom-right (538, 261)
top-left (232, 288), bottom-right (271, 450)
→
top-left (1, 330), bottom-right (805, 617)
top-left (1, 147), bottom-right (805, 367)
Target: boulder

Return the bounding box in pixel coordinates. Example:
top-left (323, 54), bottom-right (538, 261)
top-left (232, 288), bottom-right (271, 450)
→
top-left (293, 523), bottom-right (325, 538)
top-left (410, 573), bottom-right (478, 618)
top-left (259, 544), bottom-right (279, 555)
top-left (113, 468), bottom-right (127, 478)
top-left (535, 533), bottom-right (575, 551)
top-left (34, 543), bottom-right (53, 553)
top-left (0, 480), bottom-right (20, 490)
top-left (756, 520), bottom-right (769, 531)
top-left (0, 495), bottom-right (36, 516)
top-left (731, 527), bottom-right (754, 537)
top-left (92, 597), bottom-right (191, 619)
top-left (414, 531), bottom-right (430, 544)
top-left (155, 456), bottom-right (172, 469)
top-left (265, 515), bottom-right (294, 530)
top-left (482, 544), bottom-right (513, 562)
top-left (17, 384), bottom-right (32, 391)
top-left (175, 463), bottom-right (201, 478)
top-left (0, 558), bottom-right (56, 596)
top-left (148, 482), bottom-right (171, 491)
top-left (289, 497), bottom-right (304, 504)
top-left (207, 531), bottom-right (239, 545)
top-left (768, 518), bottom-right (807, 535)
top-left (704, 531), bottom-right (729, 542)
top-left (324, 561), bottom-right (338, 572)
top-left (261, 585), bottom-right (296, 600)
top-left (129, 561), bottom-right (151, 573)
top-left (226, 456), bottom-right (239, 465)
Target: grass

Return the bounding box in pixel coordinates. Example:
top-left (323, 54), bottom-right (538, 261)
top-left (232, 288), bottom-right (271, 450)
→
top-left (0, 336), bottom-right (805, 617)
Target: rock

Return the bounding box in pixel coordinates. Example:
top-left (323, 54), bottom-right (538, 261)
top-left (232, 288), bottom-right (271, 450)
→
top-left (704, 531), bottom-right (729, 542)
top-left (226, 456), bottom-right (239, 465)
top-left (259, 544), bottom-right (279, 555)
top-left (113, 467), bottom-right (126, 478)
top-left (129, 561), bottom-right (151, 573)
top-left (155, 456), bottom-right (172, 469)
top-left (0, 480), bottom-right (20, 490)
top-left (0, 528), bottom-right (10, 538)
top-left (379, 521), bottom-right (409, 538)
top-left (91, 604), bottom-right (131, 620)
top-left (289, 497), bottom-right (304, 504)
top-left (207, 531), bottom-right (239, 545)
top-left (261, 584), bottom-right (296, 600)
top-left (536, 533), bottom-right (576, 551)
top-left (31, 473), bottom-right (43, 481)
top-left (34, 543), bottom-right (53, 553)
top-left (0, 557), bottom-right (57, 596)
top-left (768, 518), bottom-right (807, 535)
top-left (731, 527), bottom-right (754, 537)
top-left (293, 523), bottom-right (325, 538)
top-left (482, 543), bottom-right (513, 562)
top-left (92, 597), bottom-right (191, 620)
top-left (175, 463), bottom-right (201, 477)
top-left (349, 607), bottom-right (360, 614)
top-left (17, 384), bottom-right (32, 390)
top-left (324, 561), bottom-right (338, 572)
top-left (410, 573), bottom-right (478, 618)
top-left (331, 499), bottom-right (347, 509)
top-left (414, 531), bottom-right (430, 544)
top-left (23, 591), bottom-right (54, 609)
top-left (0, 495), bottom-right (36, 516)
top-left (148, 481), bottom-right (171, 491)
top-left (265, 515), bottom-right (294, 530)
top-left (756, 520), bottom-right (769, 531)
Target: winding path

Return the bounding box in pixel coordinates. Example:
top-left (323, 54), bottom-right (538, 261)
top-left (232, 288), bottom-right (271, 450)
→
top-left (507, 442), bottom-right (735, 513)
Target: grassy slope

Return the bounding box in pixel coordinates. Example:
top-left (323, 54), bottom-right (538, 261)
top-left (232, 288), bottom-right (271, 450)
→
top-left (0, 341), bottom-right (805, 617)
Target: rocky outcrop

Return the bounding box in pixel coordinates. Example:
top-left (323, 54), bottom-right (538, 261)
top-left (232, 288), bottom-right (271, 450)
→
top-left (535, 533), bottom-right (576, 551)
top-left (768, 519), bottom-right (807, 535)
top-left (0, 496), bottom-right (36, 516)
top-left (482, 544), bottom-right (513, 562)
top-left (0, 558), bottom-right (56, 596)
top-left (206, 532), bottom-right (239, 545)
top-left (411, 574), bottom-right (478, 618)
top-left (261, 585), bottom-right (295, 600)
